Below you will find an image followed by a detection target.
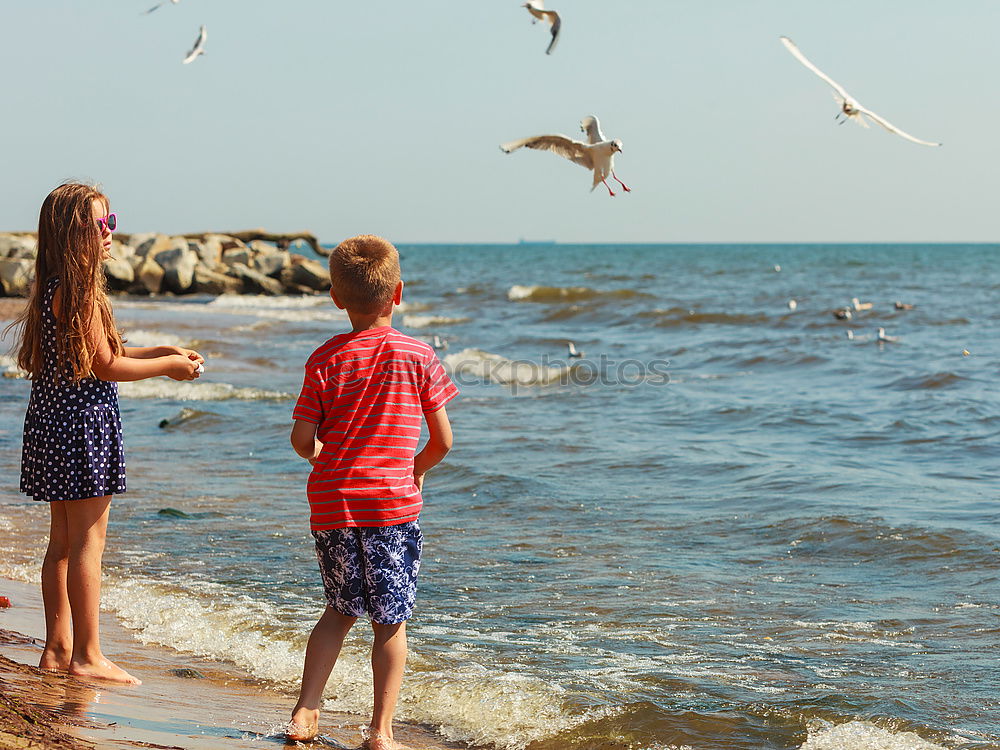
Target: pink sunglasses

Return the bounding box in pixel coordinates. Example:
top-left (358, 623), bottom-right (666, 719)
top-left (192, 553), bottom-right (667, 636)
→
top-left (97, 213), bottom-right (118, 232)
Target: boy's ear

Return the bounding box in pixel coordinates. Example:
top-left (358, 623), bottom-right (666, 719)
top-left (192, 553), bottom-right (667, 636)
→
top-left (393, 280), bottom-right (403, 305)
top-left (329, 288), bottom-right (347, 310)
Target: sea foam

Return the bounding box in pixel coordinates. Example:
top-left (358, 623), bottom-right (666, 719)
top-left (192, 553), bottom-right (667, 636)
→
top-left (798, 720), bottom-right (949, 750)
top-left (124, 329), bottom-right (188, 348)
top-left (402, 314), bottom-right (471, 329)
top-left (508, 284), bottom-right (644, 303)
top-left (119, 379), bottom-right (291, 401)
top-left (99, 573), bottom-right (571, 750)
top-left (443, 348), bottom-right (569, 387)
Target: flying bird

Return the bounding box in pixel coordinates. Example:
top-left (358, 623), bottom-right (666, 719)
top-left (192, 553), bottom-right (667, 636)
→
top-left (500, 115), bottom-right (630, 196)
top-left (567, 341), bottom-right (584, 358)
top-left (144, 0), bottom-right (179, 14)
top-left (779, 36), bottom-right (941, 147)
top-left (523, 1), bottom-right (561, 55)
top-left (182, 25), bottom-right (207, 64)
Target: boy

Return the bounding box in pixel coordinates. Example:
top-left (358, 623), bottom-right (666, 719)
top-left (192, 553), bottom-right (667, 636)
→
top-left (287, 235), bottom-right (457, 749)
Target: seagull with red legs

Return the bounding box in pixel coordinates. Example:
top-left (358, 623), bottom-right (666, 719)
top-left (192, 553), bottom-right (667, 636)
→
top-left (500, 115), bottom-right (631, 197)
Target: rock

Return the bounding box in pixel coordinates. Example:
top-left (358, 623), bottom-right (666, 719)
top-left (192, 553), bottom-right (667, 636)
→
top-left (0, 235), bottom-right (36, 260)
top-left (190, 237), bottom-right (223, 266)
top-left (134, 234), bottom-right (186, 260)
top-left (183, 229), bottom-right (323, 255)
top-left (217, 235), bottom-right (247, 251)
top-left (111, 240), bottom-right (134, 260)
top-left (103, 256), bottom-right (135, 291)
top-left (285, 256), bottom-right (330, 291)
top-left (255, 248), bottom-right (289, 278)
top-left (222, 247), bottom-right (253, 268)
top-left (129, 233), bottom-right (165, 257)
top-left (228, 263), bottom-right (284, 295)
top-left (0, 258), bottom-right (34, 297)
top-left (132, 255), bottom-right (165, 294)
top-left (169, 667), bottom-right (206, 679)
top-left (248, 240), bottom-right (276, 254)
top-left (191, 265), bottom-right (242, 295)
top-left (282, 282), bottom-right (321, 296)
top-left (155, 246), bottom-right (198, 294)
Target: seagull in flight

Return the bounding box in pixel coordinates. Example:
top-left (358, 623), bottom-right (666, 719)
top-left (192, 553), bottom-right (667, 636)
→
top-left (500, 115), bottom-right (630, 196)
top-left (779, 36), bottom-right (941, 147)
top-left (523, 1), bottom-right (561, 55)
top-left (182, 25), bottom-right (207, 64)
top-left (144, 0), bottom-right (179, 14)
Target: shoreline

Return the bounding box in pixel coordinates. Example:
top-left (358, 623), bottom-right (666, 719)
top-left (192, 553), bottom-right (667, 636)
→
top-left (0, 579), bottom-right (469, 750)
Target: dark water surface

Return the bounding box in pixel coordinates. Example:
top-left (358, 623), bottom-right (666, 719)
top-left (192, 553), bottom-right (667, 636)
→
top-left (1, 244), bottom-right (998, 749)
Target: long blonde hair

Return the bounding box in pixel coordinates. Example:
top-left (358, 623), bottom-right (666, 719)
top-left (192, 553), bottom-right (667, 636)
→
top-left (6, 183), bottom-right (123, 382)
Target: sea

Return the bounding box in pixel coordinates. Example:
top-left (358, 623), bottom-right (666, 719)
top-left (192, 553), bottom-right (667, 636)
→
top-left (0, 243), bottom-right (997, 750)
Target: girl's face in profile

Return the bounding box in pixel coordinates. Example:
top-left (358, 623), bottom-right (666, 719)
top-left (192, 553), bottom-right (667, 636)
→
top-left (92, 199), bottom-right (113, 259)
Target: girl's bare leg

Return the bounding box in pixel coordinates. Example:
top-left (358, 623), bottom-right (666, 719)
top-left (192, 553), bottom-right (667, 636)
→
top-left (288, 607), bottom-right (357, 741)
top-left (39, 501), bottom-right (72, 670)
top-left (365, 621), bottom-right (407, 750)
top-left (64, 495), bottom-right (140, 685)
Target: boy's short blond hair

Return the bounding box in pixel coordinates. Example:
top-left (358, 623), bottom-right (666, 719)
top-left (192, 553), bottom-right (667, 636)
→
top-left (328, 235), bottom-right (401, 314)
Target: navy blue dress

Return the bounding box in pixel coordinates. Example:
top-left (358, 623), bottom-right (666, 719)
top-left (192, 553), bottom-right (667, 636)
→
top-left (20, 278), bottom-right (126, 502)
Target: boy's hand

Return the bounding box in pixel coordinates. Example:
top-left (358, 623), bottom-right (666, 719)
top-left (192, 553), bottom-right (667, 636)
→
top-left (307, 439), bottom-right (325, 467)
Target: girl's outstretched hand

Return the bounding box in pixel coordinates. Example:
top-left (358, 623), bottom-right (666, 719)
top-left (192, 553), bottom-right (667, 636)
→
top-left (166, 354), bottom-right (202, 381)
top-left (173, 347), bottom-right (205, 365)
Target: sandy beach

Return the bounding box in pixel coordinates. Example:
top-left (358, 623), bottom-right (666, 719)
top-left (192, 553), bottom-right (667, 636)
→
top-left (0, 300), bottom-right (25, 323)
top-left (0, 579), bottom-right (468, 750)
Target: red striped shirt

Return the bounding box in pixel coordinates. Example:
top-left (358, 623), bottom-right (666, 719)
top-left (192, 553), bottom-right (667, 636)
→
top-left (293, 326), bottom-right (458, 530)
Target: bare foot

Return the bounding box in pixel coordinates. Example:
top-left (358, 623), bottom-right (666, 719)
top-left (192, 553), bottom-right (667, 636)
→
top-left (69, 656), bottom-right (141, 685)
top-left (38, 646), bottom-right (72, 672)
top-left (362, 728), bottom-right (410, 750)
top-left (286, 707), bottom-right (319, 742)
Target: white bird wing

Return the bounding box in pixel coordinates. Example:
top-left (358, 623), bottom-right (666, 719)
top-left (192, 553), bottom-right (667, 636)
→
top-left (500, 134), bottom-right (593, 169)
top-left (543, 10), bottom-right (561, 55)
top-left (856, 105), bottom-right (941, 147)
top-left (780, 36), bottom-right (852, 102)
top-left (182, 25), bottom-right (207, 64)
top-left (579, 115), bottom-right (605, 145)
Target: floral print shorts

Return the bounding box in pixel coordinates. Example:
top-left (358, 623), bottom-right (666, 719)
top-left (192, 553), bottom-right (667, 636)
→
top-left (312, 521), bottom-right (422, 625)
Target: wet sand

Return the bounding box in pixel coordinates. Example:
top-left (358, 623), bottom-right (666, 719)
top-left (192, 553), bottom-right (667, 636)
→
top-left (0, 579), bottom-right (468, 750)
top-left (0, 299), bottom-right (25, 322)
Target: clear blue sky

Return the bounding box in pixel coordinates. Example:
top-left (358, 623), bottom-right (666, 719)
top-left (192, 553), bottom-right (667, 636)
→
top-left (2, 1), bottom-right (998, 243)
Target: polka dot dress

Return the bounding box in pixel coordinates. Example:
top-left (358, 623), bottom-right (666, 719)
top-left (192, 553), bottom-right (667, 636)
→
top-left (20, 277), bottom-right (126, 503)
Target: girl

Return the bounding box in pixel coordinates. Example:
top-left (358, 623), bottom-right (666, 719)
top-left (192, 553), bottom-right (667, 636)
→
top-left (7, 183), bottom-right (204, 684)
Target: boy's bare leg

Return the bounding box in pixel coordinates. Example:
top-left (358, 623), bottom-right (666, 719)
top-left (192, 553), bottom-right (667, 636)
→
top-left (288, 607), bottom-right (357, 741)
top-left (39, 501), bottom-right (72, 670)
top-left (365, 621), bottom-right (408, 750)
top-left (64, 496), bottom-right (140, 685)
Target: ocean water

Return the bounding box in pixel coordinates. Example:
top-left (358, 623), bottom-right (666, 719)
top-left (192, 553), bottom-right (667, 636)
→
top-left (0, 243), bottom-right (998, 750)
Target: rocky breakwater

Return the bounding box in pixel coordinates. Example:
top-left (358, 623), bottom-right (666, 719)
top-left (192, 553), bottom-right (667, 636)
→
top-left (0, 231), bottom-right (330, 297)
